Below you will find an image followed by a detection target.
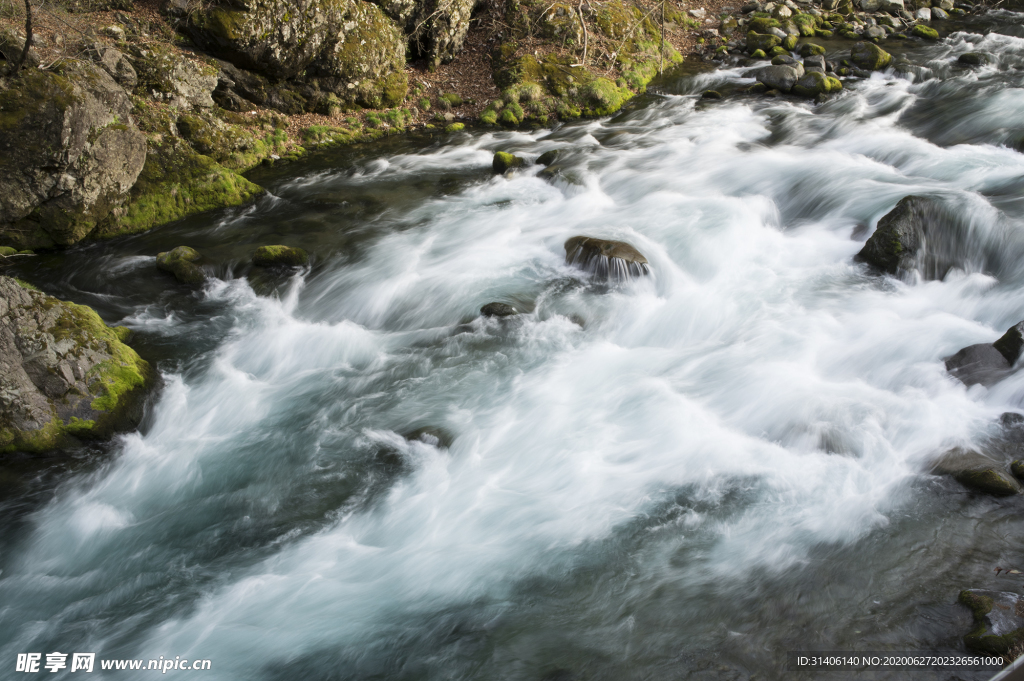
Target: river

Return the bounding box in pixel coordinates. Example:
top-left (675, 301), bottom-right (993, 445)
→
top-left (2, 11), bottom-right (1024, 680)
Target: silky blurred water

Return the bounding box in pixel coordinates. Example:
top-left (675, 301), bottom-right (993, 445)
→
top-left (3, 12), bottom-right (1024, 680)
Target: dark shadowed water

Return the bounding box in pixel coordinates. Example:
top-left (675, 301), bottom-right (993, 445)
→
top-left (3, 11), bottom-right (1024, 679)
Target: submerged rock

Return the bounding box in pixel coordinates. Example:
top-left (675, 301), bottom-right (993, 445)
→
top-left (850, 42), bottom-right (892, 70)
top-left (959, 590), bottom-right (1024, 654)
top-left (252, 245), bottom-right (309, 267)
top-left (493, 151), bottom-right (526, 174)
top-left (754, 64), bottom-right (802, 92)
top-left (481, 302), bottom-right (518, 317)
top-left (537, 150), bottom-right (561, 166)
top-left (855, 196), bottom-right (936, 276)
top-left (932, 448), bottom-right (1021, 496)
top-left (945, 321), bottom-right (1024, 387)
top-left (958, 52), bottom-right (989, 66)
top-left (564, 236), bottom-right (649, 281)
top-left (156, 246), bottom-right (206, 286)
top-left (0, 275), bottom-right (152, 454)
top-left (792, 71), bottom-right (843, 97)
top-left (403, 426), bottom-right (454, 449)
top-left (0, 65), bottom-right (147, 250)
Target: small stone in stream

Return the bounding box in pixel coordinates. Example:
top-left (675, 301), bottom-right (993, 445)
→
top-left (864, 25), bottom-right (887, 39)
top-left (445, 122), bottom-right (465, 133)
top-left (0, 247), bottom-right (17, 257)
top-left (914, 6), bottom-right (932, 20)
top-left (750, 48), bottom-right (768, 58)
top-left (747, 31), bottom-right (781, 54)
top-left (932, 6), bottom-right (949, 18)
top-left (912, 24), bottom-right (938, 39)
top-left (783, 34), bottom-right (799, 50)
top-left (958, 52), bottom-right (989, 66)
top-left (745, 82), bottom-right (768, 93)
top-left (156, 246), bottom-right (205, 286)
top-left (768, 46), bottom-right (789, 58)
top-left (772, 54), bottom-right (800, 66)
top-left (252, 245), bottom-right (309, 267)
top-left (959, 590), bottom-right (1024, 654)
top-left (742, 1), bottom-right (760, 12)
top-left (754, 64), bottom-right (802, 91)
top-left (702, 90), bottom-right (723, 99)
top-left (537, 149), bottom-right (560, 166)
top-left (850, 41), bottom-right (893, 70)
top-left (800, 43), bottom-right (827, 56)
top-left (492, 151), bottom-right (525, 174)
top-left (481, 302), bottom-right (518, 317)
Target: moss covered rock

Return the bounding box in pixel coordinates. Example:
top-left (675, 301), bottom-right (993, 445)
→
top-left (98, 135), bottom-right (264, 238)
top-left (0, 65), bottom-right (147, 250)
top-left (850, 41), bottom-right (892, 70)
top-left (959, 590), bottom-right (1024, 654)
top-left (156, 246), bottom-right (205, 285)
top-left (800, 42), bottom-right (827, 57)
top-left (493, 151), bottom-right (526, 173)
top-left (855, 195), bottom-right (932, 275)
top-left (253, 245), bottom-right (309, 267)
top-left (0, 275), bottom-right (152, 454)
top-left (953, 468), bottom-right (1020, 496)
top-left (127, 43), bottom-right (218, 109)
top-left (792, 70), bottom-right (843, 97)
top-left (912, 24), bottom-right (940, 40)
top-left (747, 31), bottom-right (782, 53)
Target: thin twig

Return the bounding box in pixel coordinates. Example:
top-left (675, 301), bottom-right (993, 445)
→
top-left (571, 0), bottom-right (588, 67)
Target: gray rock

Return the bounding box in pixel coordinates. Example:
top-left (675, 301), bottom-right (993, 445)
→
top-left (859, 0), bottom-right (881, 11)
top-left (754, 64), bottom-right (803, 91)
top-left (931, 7), bottom-right (949, 18)
top-left (803, 54), bottom-right (826, 72)
top-left (915, 6), bottom-right (932, 20)
top-left (945, 343), bottom-right (1012, 387)
top-left (88, 43), bottom-right (138, 89)
top-left (128, 45), bottom-right (217, 109)
top-left (855, 196), bottom-right (961, 279)
top-left (768, 26), bottom-right (789, 38)
top-left (932, 448), bottom-right (1021, 496)
top-left (851, 41), bottom-right (893, 70)
top-left (880, 0), bottom-right (905, 10)
top-left (864, 25), bottom-right (887, 39)
top-left (0, 64), bottom-right (147, 250)
top-left (0, 276), bottom-right (152, 454)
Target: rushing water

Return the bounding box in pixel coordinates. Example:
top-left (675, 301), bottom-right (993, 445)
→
top-left (3, 12), bottom-right (1024, 680)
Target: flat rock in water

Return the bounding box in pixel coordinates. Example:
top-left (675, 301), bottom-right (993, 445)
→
top-left (959, 590), bottom-right (1024, 654)
top-left (945, 321), bottom-right (1024, 387)
top-left (252, 245), bottom-right (309, 267)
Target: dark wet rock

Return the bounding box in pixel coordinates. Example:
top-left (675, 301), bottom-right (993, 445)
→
top-left (493, 151), bottom-right (526, 174)
top-left (0, 275), bottom-right (152, 454)
top-left (855, 196), bottom-right (945, 277)
top-left (403, 426), bottom-right (454, 448)
top-left (754, 64), bottom-right (802, 92)
top-left (958, 52), bottom-right (989, 66)
top-left (933, 448), bottom-right (1021, 495)
top-left (564, 236), bottom-right (649, 281)
top-left (772, 54), bottom-right (801, 66)
top-left (481, 302), bottom-right (518, 317)
top-left (959, 590), bottom-right (1024, 654)
top-left (851, 41), bottom-right (892, 70)
top-left (702, 89), bottom-right (723, 99)
top-left (1011, 460), bottom-right (1024, 479)
top-left (252, 245), bottom-right (309, 267)
top-left (1001, 412), bottom-right (1024, 429)
top-left (945, 343), bottom-right (1012, 387)
top-left (156, 246), bottom-right (206, 286)
top-left (0, 65), bottom-right (147, 250)
top-left (537, 149), bottom-right (560, 166)
top-left (945, 321), bottom-right (1024, 386)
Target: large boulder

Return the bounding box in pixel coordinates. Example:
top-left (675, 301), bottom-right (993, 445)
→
top-left (754, 64), bottom-right (802, 92)
top-left (87, 43), bottom-right (139, 90)
top-left (0, 276), bottom-right (152, 454)
top-left (945, 321), bottom-right (1024, 387)
top-left (564, 236), bottom-right (649, 281)
top-left (850, 41), bottom-right (892, 70)
top-left (855, 196), bottom-right (943, 277)
top-left (373, 0), bottom-right (478, 65)
top-left (0, 65), bottom-right (147, 250)
top-left (185, 0), bottom-right (406, 96)
top-left (959, 590), bottom-right (1024, 654)
top-left (128, 44), bottom-right (218, 109)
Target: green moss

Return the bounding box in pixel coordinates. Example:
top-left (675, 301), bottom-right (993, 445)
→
top-left (959, 590), bottom-right (1024, 654)
top-left (439, 92), bottom-right (464, 107)
top-left (156, 245), bottom-right (205, 286)
top-left (0, 247), bottom-right (16, 257)
top-left (252, 245), bottom-right (308, 267)
top-left (751, 49), bottom-right (767, 58)
top-left (748, 17), bottom-right (781, 32)
top-left (445, 122), bottom-right (466, 132)
top-left (418, 97), bottom-right (431, 110)
top-left (381, 72), bottom-right (409, 107)
top-left (99, 139), bottom-right (264, 238)
top-left (912, 24), bottom-right (940, 40)
top-left (13, 278), bottom-right (39, 291)
top-left (480, 108), bottom-right (499, 125)
top-left (493, 151), bottom-right (525, 173)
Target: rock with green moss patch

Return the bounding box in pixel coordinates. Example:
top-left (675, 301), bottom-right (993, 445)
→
top-left (0, 247), bottom-right (17, 257)
top-left (854, 195), bottom-right (932, 276)
top-left (253, 245), bottom-right (309, 267)
top-left (747, 31), bottom-right (782, 53)
top-left (800, 42), bottom-right (827, 57)
top-left (445, 122), bottom-right (465, 133)
top-left (958, 590), bottom-right (1024, 654)
top-left (0, 65), bottom-right (147, 250)
top-left (537, 149), bottom-right (561, 166)
top-left (792, 70), bottom-right (843, 97)
top-left (493, 151), bottom-right (526, 174)
top-left (127, 43), bottom-right (217, 109)
top-left (953, 468), bottom-right (1020, 496)
top-left (912, 24), bottom-right (940, 40)
top-left (156, 246), bottom-right (206, 286)
top-left (0, 275), bottom-right (152, 454)
top-left (751, 49), bottom-right (768, 58)
top-left (850, 41), bottom-right (892, 70)
top-left (754, 64), bottom-right (803, 92)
